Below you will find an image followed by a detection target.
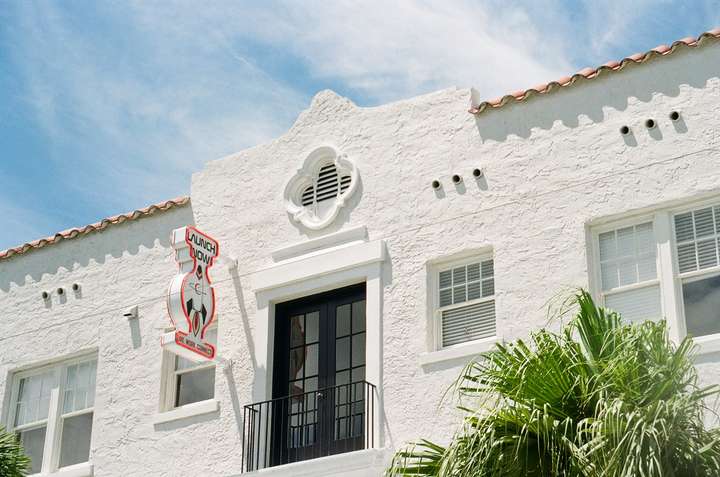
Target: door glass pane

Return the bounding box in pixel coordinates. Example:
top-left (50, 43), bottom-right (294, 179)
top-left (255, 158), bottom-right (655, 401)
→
top-left (335, 370), bottom-right (350, 386)
top-left (59, 412), bottom-right (93, 468)
top-left (335, 337), bottom-right (350, 371)
top-left (351, 366), bottom-right (365, 384)
top-left (306, 311), bottom-right (319, 344)
top-left (352, 301), bottom-right (366, 333)
top-left (683, 275), bottom-right (720, 337)
top-left (336, 305), bottom-right (351, 337)
top-left (305, 344), bottom-right (318, 377)
top-left (289, 347), bottom-right (305, 381)
top-left (175, 366), bottom-right (215, 407)
top-left (18, 426), bottom-right (46, 474)
top-left (351, 334), bottom-right (365, 368)
top-left (290, 315), bottom-right (305, 348)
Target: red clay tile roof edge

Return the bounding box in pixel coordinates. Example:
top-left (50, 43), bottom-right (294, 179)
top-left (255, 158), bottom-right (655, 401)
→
top-left (469, 28), bottom-right (720, 115)
top-left (0, 196), bottom-right (190, 261)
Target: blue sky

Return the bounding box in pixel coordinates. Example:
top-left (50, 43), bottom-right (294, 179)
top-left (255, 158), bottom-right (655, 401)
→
top-left (0, 1), bottom-right (718, 251)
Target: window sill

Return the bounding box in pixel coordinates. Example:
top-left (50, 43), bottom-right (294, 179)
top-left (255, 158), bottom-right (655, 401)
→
top-left (32, 462), bottom-right (93, 477)
top-left (693, 333), bottom-right (720, 355)
top-left (419, 337), bottom-right (498, 367)
top-left (153, 398), bottom-right (219, 425)
top-left (234, 448), bottom-right (390, 477)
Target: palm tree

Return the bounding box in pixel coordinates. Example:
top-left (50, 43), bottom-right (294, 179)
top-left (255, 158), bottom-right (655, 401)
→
top-left (387, 290), bottom-right (720, 477)
top-left (0, 426), bottom-right (30, 476)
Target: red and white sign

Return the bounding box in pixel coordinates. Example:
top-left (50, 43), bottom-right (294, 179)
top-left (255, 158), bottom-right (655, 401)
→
top-left (161, 226), bottom-right (219, 361)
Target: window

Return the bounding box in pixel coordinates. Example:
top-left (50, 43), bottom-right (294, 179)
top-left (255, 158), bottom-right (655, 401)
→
top-left (590, 198), bottom-right (720, 343)
top-left (284, 145), bottom-right (359, 230)
top-left (161, 327), bottom-right (217, 411)
top-left (434, 256), bottom-right (496, 348)
top-left (7, 356), bottom-right (97, 475)
top-left (674, 206), bottom-right (720, 336)
top-left (596, 222), bottom-right (662, 322)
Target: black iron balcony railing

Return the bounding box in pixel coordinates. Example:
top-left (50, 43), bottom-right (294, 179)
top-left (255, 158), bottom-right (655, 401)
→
top-left (242, 381), bottom-right (376, 472)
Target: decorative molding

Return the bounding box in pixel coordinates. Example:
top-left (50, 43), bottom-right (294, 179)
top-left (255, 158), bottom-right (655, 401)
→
top-left (252, 240), bottom-right (385, 292)
top-left (271, 226), bottom-right (368, 262)
top-left (283, 145), bottom-right (359, 230)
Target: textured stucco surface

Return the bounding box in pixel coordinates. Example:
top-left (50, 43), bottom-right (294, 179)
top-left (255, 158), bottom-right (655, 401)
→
top-left (2, 42), bottom-right (720, 476)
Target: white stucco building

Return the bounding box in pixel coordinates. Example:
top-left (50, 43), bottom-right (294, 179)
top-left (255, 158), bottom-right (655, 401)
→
top-left (2, 29), bottom-right (720, 477)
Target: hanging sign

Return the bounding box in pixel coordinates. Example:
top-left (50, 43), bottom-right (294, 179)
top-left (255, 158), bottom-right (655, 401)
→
top-left (161, 226), bottom-right (219, 361)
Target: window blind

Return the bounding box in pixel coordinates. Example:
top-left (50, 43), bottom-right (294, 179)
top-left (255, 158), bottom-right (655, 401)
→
top-left (438, 259), bottom-right (496, 347)
top-left (674, 206), bottom-right (720, 274)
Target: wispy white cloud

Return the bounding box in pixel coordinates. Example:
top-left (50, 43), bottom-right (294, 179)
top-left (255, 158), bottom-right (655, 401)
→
top-left (1, 0), bottom-right (715, 251)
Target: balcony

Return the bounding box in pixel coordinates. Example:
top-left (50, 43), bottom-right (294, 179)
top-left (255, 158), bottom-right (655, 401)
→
top-left (242, 381), bottom-right (376, 472)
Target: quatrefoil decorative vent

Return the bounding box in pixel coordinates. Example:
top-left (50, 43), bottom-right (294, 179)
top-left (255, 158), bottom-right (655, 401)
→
top-left (284, 146), bottom-right (359, 230)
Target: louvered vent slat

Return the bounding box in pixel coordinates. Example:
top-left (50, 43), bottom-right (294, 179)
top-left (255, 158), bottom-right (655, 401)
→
top-left (299, 162), bottom-right (353, 209)
top-left (442, 301), bottom-right (496, 347)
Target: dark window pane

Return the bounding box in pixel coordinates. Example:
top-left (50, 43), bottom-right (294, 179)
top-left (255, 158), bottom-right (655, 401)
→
top-left (352, 300), bottom-right (366, 333)
top-left (335, 370), bottom-right (350, 386)
top-left (336, 337), bottom-right (350, 370)
top-left (467, 263), bottom-right (480, 282)
top-left (59, 412), bottom-right (92, 467)
top-left (683, 275), bottom-right (720, 337)
top-left (305, 344), bottom-right (318, 377)
top-left (481, 260), bottom-right (494, 278)
top-left (351, 366), bottom-right (365, 384)
top-left (19, 426), bottom-right (46, 474)
top-left (439, 288), bottom-right (452, 307)
top-left (289, 347), bottom-right (305, 380)
top-left (467, 281), bottom-right (481, 301)
top-left (453, 285), bottom-right (466, 304)
top-left (289, 379), bottom-right (304, 400)
top-left (305, 311), bottom-right (319, 343)
top-left (336, 305), bottom-right (351, 337)
top-left (290, 315), bottom-right (305, 347)
top-left (176, 367), bottom-right (215, 407)
top-left (439, 270), bottom-right (452, 288)
top-left (482, 278), bottom-right (495, 297)
top-left (453, 266), bottom-right (466, 285)
top-left (352, 334), bottom-right (365, 367)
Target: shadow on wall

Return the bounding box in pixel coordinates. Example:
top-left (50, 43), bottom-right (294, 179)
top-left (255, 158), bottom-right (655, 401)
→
top-left (473, 47), bottom-right (720, 142)
top-left (0, 206), bottom-right (195, 291)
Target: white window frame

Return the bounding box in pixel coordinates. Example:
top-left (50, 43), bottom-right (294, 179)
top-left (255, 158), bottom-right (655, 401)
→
top-left (5, 353), bottom-right (97, 477)
top-left (589, 195), bottom-right (720, 351)
top-left (428, 252), bottom-right (497, 353)
top-left (158, 322), bottom-right (218, 414)
top-left (589, 214), bottom-right (664, 320)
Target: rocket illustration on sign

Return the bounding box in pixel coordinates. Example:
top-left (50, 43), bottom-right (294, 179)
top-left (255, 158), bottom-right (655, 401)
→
top-left (165, 226), bottom-right (219, 360)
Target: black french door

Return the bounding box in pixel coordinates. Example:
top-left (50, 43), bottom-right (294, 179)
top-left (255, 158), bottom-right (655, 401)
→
top-left (271, 283), bottom-right (367, 465)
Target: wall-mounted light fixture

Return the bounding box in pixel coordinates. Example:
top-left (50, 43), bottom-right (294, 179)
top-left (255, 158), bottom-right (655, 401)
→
top-left (620, 125), bottom-right (631, 135)
top-left (472, 168), bottom-right (483, 178)
top-left (451, 174), bottom-right (462, 184)
top-left (431, 180), bottom-right (441, 190)
top-left (645, 119), bottom-right (656, 129)
top-left (123, 305), bottom-right (139, 320)
top-left (669, 111), bottom-right (680, 121)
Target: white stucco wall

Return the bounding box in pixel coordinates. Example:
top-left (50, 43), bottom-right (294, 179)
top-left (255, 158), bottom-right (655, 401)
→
top-left (2, 41), bottom-right (720, 476)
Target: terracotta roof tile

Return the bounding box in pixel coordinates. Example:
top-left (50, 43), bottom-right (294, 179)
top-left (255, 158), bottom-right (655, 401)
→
top-left (469, 28), bottom-right (720, 115)
top-left (0, 196), bottom-right (190, 261)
